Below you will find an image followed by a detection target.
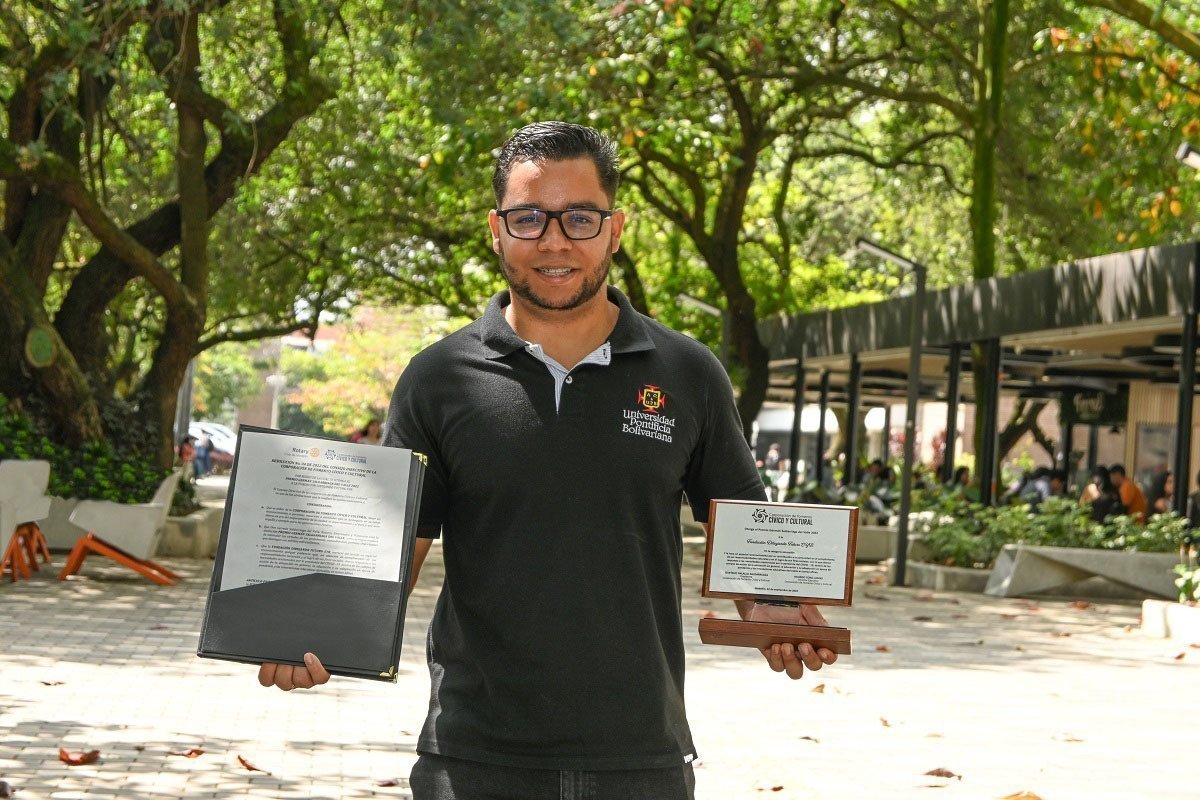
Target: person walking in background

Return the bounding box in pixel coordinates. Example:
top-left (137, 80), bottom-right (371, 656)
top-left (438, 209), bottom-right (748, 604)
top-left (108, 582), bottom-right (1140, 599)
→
top-left (1109, 464), bottom-right (1147, 523)
top-left (350, 418), bottom-right (382, 445)
top-left (1146, 470), bottom-right (1175, 516)
top-left (1186, 469), bottom-right (1200, 529)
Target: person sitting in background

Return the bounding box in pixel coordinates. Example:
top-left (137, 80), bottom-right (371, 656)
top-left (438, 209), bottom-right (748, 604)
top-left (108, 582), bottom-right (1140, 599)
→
top-left (176, 435), bottom-right (197, 481)
top-left (1186, 469), bottom-right (1200, 529)
top-left (1020, 467), bottom-right (1065, 511)
top-left (947, 466), bottom-right (970, 490)
top-left (350, 418), bottom-right (382, 445)
top-left (1146, 470), bottom-right (1175, 516)
top-left (1109, 464), bottom-right (1147, 523)
top-left (1084, 465), bottom-right (1125, 523)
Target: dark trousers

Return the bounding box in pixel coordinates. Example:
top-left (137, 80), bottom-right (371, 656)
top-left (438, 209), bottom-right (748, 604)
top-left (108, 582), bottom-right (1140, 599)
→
top-left (409, 752), bottom-right (696, 800)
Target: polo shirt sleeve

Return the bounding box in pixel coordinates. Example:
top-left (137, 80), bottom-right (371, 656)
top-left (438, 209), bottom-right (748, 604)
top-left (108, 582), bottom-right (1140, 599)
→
top-left (382, 359), bottom-right (448, 539)
top-left (683, 355), bottom-right (768, 523)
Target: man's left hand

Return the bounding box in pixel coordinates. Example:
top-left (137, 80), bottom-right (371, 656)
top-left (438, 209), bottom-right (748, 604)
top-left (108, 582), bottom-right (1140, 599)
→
top-left (738, 601), bottom-right (838, 680)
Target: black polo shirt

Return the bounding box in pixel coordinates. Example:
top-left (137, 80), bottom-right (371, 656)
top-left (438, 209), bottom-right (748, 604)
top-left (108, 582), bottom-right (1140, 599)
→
top-left (383, 286), bottom-right (765, 770)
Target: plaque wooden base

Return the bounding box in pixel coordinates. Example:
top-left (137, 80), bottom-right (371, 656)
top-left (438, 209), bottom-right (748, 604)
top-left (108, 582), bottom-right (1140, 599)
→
top-left (698, 617), bottom-right (852, 654)
top-left (699, 600), bottom-right (851, 654)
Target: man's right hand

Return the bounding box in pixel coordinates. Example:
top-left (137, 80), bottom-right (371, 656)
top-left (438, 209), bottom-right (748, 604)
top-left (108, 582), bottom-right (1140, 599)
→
top-left (258, 652), bottom-right (330, 691)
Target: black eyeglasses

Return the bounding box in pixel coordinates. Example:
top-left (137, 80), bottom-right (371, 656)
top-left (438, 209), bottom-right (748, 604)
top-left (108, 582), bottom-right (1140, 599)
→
top-left (496, 206), bottom-right (615, 240)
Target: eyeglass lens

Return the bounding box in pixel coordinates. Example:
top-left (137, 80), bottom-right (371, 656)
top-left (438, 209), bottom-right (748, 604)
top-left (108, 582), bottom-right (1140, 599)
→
top-left (504, 208), bottom-right (606, 240)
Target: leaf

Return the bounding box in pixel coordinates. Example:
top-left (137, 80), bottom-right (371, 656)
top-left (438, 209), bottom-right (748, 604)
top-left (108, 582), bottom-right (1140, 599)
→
top-left (1174, 652), bottom-right (1186, 660)
top-left (925, 768), bottom-right (961, 780)
top-left (1000, 613), bottom-right (1020, 620)
top-left (59, 748), bottom-right (100, 766)
top-left (915, 591), bottom-right (935, 601)
top-left (1001, 793), bottom-right (1044, 800)
top-left (40, 681), bottom-right (64, 686)
top-left (880, 717), bottom-right (891, 727)
top-left (169, 748), bottom-right (205, 758)
top-left (1071, 601), bottom-right (1092, 610)
top-left (799, 735), bottom-right (819, 743)
top-left (810, 683), bottom-right (826, 693)
top-left (377, 778), bottom-right (403, 787)
top-left (875, 645), bottom-right (891, 652)
top-left (237, 755), bottom-right (271, 775)
top-left (863, 592), bottom-right (889, 601)
top-left (912, 616), bottom-right (933, 622)
top-left (1054, 632), bottom-right (1072, 638)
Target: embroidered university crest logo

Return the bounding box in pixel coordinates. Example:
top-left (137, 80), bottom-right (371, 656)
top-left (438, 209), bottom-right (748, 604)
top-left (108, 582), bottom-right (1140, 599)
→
top-left (622, 383), bottom-right (676, 443)
top-left (638, 384), bottom-right (666, 414)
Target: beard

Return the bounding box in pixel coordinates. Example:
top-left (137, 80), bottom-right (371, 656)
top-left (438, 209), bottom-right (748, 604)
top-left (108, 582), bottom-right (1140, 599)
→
top-left (498, 244), bottom-right (612, 312)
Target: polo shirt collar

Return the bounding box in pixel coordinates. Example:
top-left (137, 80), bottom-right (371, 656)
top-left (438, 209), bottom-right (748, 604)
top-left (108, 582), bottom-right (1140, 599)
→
top-left (479, 285), bottom-right (656, 359)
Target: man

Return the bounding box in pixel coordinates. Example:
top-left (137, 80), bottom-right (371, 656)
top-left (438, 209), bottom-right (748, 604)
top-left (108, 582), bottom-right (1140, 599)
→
top-left (257, 122), bottom-right (836, 798)
top-left (1109, 464), bottom-right (1147, 523)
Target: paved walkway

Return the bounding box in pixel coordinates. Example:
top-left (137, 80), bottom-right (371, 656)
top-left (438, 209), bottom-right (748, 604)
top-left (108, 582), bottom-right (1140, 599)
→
top-left (1, 510), bottom-right (1194, 798)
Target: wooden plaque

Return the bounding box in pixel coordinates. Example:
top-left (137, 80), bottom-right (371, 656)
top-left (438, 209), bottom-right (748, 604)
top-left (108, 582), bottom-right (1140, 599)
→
top-left (699, 500), bottom-right (858, 654)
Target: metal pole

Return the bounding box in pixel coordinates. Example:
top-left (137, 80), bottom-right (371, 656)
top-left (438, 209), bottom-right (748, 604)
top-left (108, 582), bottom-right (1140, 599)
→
top-left (1060, 417), bottom-right (1075, 491)
top-left (845, 354), bottom-right (862, 486)
top-left (1173, 245), bottom-right (1199, 514)
top-left (815, 371), bottom-right (830, 486)
top-left (977, 338), bottom-right (1003, 505)
top-left (884, 403), bottom-right (895, 461)
top-left (941, 342), bottom-right (962, 483)
top-left (1087, 425), bottom-right (1099, 472)
top-left (788, 357), bottom-right (805, 493)
top-left (894, 266), bottom-right (927, 588)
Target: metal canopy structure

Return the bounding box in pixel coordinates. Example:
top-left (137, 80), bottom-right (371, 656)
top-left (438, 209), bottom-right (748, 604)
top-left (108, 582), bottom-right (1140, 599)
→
top-left (757, 243), bottom-right (1200, 513)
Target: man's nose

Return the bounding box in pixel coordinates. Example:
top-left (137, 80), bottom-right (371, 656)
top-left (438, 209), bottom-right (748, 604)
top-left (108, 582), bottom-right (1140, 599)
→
top-left (538, 217), bottom-right (573, 249)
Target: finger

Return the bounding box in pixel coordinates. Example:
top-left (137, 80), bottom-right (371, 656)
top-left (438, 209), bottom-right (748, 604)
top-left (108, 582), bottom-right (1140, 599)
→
top-left (291, 666), bottom-right (315, 690)
top-left (796, 642), bottom-right (824, 672)
top-left (760, 644), bottom-right (786, 672)
top-left (781, 645), bottom-right (805, 680)
top-left (258, 663), bottom-right (278, 687)
top-left (817, 647), bottom-right (838, 666)
top-left (304, 652), bottom-right (331, 685)
top-left (275, 667), bottom-right (295, 692)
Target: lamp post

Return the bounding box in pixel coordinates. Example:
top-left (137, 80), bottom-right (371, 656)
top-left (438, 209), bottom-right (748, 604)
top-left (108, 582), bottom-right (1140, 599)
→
top-left (677, 292), bottom-right (730, 368)
top-left (855, 237), bottom-right (927, 588)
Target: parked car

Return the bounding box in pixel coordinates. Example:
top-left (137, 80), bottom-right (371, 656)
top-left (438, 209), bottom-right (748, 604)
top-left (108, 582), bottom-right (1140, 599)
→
top-left (189, 421), bottom-right (237, 473)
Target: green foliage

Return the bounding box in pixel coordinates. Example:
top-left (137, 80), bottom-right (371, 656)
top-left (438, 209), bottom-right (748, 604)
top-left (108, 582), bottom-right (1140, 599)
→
top-left (1175, 564), bottom-right (1200, 604)
top-left (910, 487), bottom-right (1191, 568)
top-left (0, 395), bottom-right (167, 503)
top-left (194, 344), bottom-right (261, 424)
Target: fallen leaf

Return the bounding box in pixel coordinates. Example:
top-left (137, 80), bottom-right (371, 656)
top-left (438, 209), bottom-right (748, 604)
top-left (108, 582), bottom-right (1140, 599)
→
top-left (1055, 735), bottom-right (1084, 743)
top-left (39, 680), bottom-right (64, 686)
top-left (810, 683), bottom-right (826, 693)
top-left (880, 717), bottom-right (891, 727)
top-left (1000, 793), bottom-right (1044, 800)
top-left (926, 733), bottom-right (944, 738)
top-left (952, 613), bottom-right (968, 619)
top-left (1015, 601), bottom-right (1041, 612)
top-left (915, 591), bottom-right (935, 601)
top-left (169, 748), bottom-right (205, 758)
top-left (149, 625), bottom-right (170, 630)
top-left (1174, 652), bottom-right (1186, 661)
top-left (867, 574), bottom-right (886, 585)
top-left (1054, 632), bottom-right (1072, 638)
top-left (1123, 625), bottom-right (1134, 633)
top-left (771, 787), bottom-right (784, 792)
top-left (377, 778), bottom-right (403, 787)
top-left (1190, 643), bottom-right (1200, 649)
top-left (0, 780), bottom-right (15, 797)
top-left (1000, 613), bottom-right (1020, 620)
top-left (925, 768), bottom-right (961, 780)
top-left (863, 592), bottom-right (890, 601)
top-left (799, 735), bottom-right (819, 743)
top-left (1071, 600), bottom-right (1092, 610)
top-left (876, 645), bottom-right (891, 652)
top-left (134, 745), bottom-right (145, 752)
top-left (913, 616), bottom-right (934, 622)
top-left (59, 748), bottom-right (99, 766)
top-left (948, 598), bottom-right (962, 605)
top-left (236, 755), bottom-right (272, 775)
top-left (1015, 645), bottom-right (1025, 652)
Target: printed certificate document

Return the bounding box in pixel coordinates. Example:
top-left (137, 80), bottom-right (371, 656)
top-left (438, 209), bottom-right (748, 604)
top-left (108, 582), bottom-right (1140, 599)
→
top-left (197, 426), bottom-right (426, 682)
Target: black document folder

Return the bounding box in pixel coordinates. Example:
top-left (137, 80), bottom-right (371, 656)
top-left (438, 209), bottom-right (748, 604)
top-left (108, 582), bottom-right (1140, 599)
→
top-left (197, 426), bottom-right (426, 682)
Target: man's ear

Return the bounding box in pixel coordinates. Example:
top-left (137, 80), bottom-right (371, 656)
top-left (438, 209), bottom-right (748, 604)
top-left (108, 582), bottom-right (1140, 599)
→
top-left (488, 209), bottom-right (501, 254)
top-left (610, 208), bottom-right (627, 253)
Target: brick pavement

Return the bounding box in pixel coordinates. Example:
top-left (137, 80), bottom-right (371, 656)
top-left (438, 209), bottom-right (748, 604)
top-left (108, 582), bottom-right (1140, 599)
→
top-left (1, 525), bottom-right (1194, 799)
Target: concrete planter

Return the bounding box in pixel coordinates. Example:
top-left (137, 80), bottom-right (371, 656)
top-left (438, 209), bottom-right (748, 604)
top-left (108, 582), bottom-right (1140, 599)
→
top-left (158, 506), bottom-right (224, 558)
top-left (39, 496), bottom-right (86, 551)
top-left (1142, 599), bottom-right (1200, 644)
top-left (986, 544), bottom-right (1179, 600)
top-left (856, 525), bottom-right (897, 563)
top-left (889, 558), bottom-right (991, 593)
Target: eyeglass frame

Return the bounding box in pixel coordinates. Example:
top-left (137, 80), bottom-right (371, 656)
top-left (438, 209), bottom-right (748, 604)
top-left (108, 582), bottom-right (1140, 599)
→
top-left (495, 206), bottom-right (617, 241)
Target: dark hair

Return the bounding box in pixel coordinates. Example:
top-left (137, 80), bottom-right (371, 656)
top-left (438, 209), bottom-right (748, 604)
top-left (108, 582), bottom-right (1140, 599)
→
top-left (953, 465), bottom-right (970, 484)
top-left (1109, 464), bottom-right (1127, 477)
top-left (1148, 470), bottom-right (1174, 507)
top-left (492, 121), bottom-right (620, 206)
top-left (1091, 465), bottom-right (1115, 493)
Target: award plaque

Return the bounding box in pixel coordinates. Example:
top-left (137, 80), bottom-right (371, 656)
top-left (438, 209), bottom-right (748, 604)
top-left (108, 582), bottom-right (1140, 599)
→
top-left (699, 500), bottom-right (858, 655)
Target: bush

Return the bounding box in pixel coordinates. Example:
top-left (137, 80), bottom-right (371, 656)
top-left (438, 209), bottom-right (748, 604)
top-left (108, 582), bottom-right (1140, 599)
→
top-left (0, 394), bottom-right (167, 504)
top-left (909, 486), bottom-right (1191, 568)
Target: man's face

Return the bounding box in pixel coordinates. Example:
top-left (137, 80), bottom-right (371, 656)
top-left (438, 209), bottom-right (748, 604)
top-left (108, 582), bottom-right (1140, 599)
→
top-left (488, 157), bottom-right (625, 313)
top-left (1111, 472), bottom-right (1125, 487)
